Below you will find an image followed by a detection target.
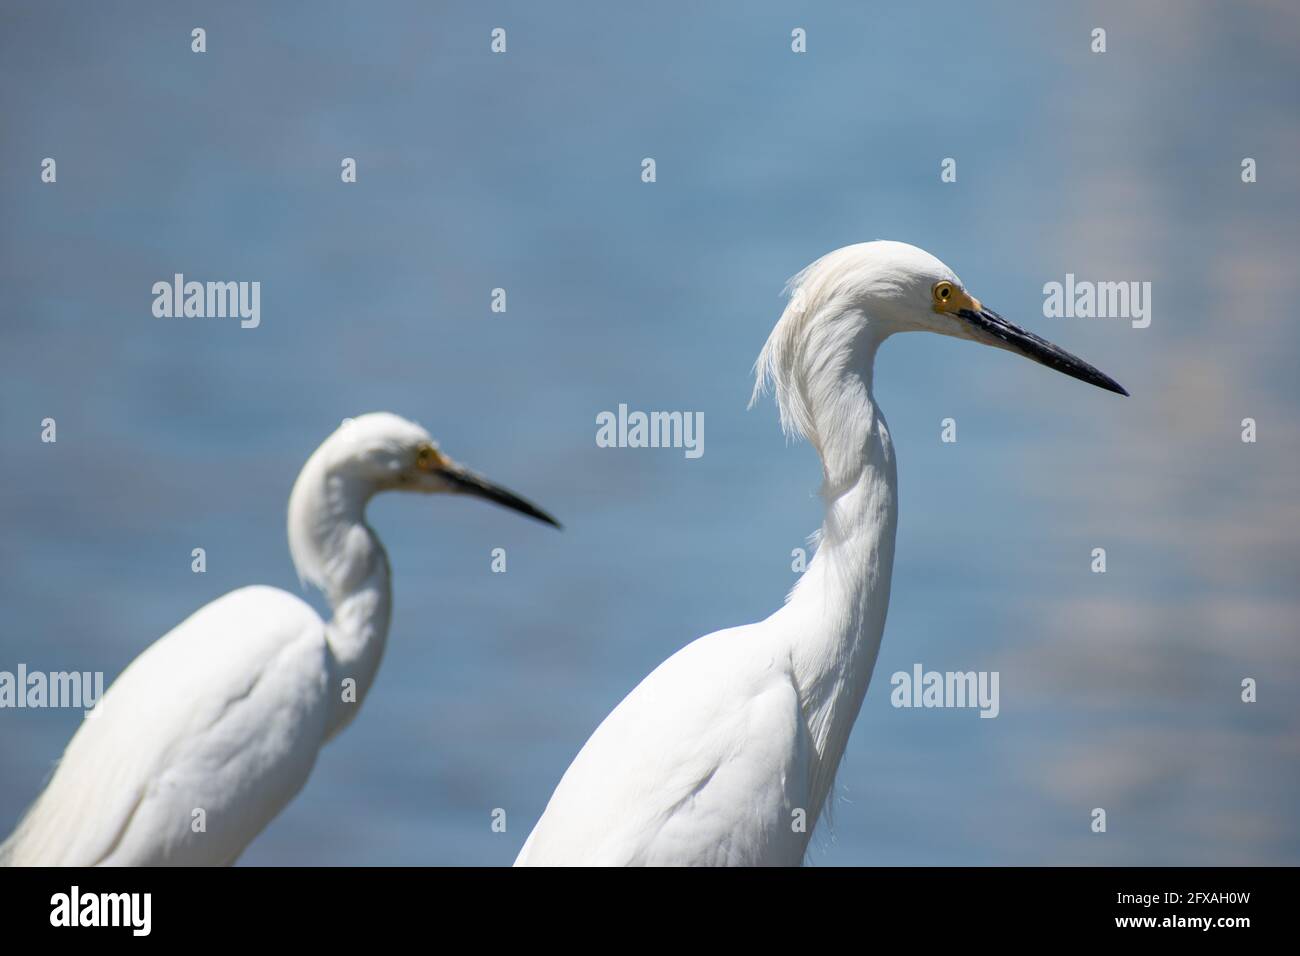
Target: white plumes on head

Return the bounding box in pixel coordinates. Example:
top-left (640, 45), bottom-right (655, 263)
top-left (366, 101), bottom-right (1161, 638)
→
top-left (287, 412), bottom-right (432, 594)
top-left (749, 240), bottom-right (959, 505)
top-left (322, 412), bottom-right (432, 465)
top-left (749, 244), bottom-right (886, 455)
top-left (749, 257), bottom-right (821, 443)
top-left (750, 241), bottom-right (955, 457)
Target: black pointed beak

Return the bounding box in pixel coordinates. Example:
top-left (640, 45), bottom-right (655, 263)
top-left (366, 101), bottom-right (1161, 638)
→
top-left (957, 307), bottom-right (1129, 396)
top-left (440, 467), bottom-right (562, 528)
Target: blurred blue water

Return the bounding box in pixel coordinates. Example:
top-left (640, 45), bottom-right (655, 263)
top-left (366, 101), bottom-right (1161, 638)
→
top-left (2, 1), bottom-right (1297, 865)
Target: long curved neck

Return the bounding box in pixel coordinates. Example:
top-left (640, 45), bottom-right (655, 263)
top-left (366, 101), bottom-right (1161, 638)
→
top-left (288, 461), bottom-right (393, 741)
top-left (780, 324), bottom-right (898, 822)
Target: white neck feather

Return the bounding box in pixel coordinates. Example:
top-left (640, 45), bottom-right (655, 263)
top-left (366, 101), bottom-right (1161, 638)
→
top-left (761, 308), bottom-right (899, 830)
top-left (287, 453), bottom-right (393, 740)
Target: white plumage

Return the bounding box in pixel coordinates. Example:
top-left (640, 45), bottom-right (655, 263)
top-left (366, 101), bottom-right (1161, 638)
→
top-left (516, 241), bottom-right (1126, 866)
top-left (2, 412), bottom-right (558, 866)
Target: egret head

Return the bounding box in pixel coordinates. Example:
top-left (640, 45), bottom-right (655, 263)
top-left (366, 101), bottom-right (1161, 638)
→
top-left (774, 240), bottom-right (1126, 388)
top-left (754, 241), bottom-right (1127, 441)
top-left (300, 412), bottom-right (560, 527)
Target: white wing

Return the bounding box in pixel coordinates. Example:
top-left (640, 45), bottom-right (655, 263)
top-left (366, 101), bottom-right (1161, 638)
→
top-left (1, 585), bottom-right (331, 866)
top-left (516, 622), bottom-right (814, 866)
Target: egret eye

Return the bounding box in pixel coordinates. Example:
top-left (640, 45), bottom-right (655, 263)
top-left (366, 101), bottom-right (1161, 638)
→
top-left (415, 444), bottom-right (440, 471)
top-left (933, 281), bottom-right (954, 304)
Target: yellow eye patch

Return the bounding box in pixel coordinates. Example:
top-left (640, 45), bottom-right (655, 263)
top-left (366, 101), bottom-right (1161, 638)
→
top-left (931, 280), bottom-right (982, 315)
top-left (415, 443), bottom-right (448, 471)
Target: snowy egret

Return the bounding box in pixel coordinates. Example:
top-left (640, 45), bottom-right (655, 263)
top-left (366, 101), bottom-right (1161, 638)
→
top-left (516, 241), bottom-right (1126, 866)
top-left (1, 412), bottom-right (559, 866)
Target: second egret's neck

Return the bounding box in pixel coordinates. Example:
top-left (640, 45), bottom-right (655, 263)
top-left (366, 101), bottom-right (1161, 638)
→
top-left (287, 456), bottom-right (393, 740)
top-left (780, 321), bottom-right (899, 824)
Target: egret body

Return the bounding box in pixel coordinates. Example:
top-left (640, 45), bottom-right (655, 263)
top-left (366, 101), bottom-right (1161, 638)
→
top-left (516, 241), bottom-right (1126, 866)
top-left (2, 412), bottom-right (558, 866)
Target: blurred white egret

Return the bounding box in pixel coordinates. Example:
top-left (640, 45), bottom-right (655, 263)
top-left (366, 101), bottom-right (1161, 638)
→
top-left (1, 412), bottom-right (558, 866)
top-left (516, 241), bottom-right (1126, 866)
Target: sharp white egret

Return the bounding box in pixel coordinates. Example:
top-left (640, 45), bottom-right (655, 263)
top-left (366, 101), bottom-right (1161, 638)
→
top-left (1, 412), bottom-right (559, 866)
top-left (515, 241), bottom-right (1126, 866)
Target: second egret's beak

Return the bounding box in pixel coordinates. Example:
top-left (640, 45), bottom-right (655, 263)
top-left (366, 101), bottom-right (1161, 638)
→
top-left (957, 306), bottom-right (1129, 397)
top-left (439, 464), bottom-right (562, 528)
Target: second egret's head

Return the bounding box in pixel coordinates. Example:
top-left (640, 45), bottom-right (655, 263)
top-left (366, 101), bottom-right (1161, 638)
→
top-left (301, 412), bottom-right (560, 527)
